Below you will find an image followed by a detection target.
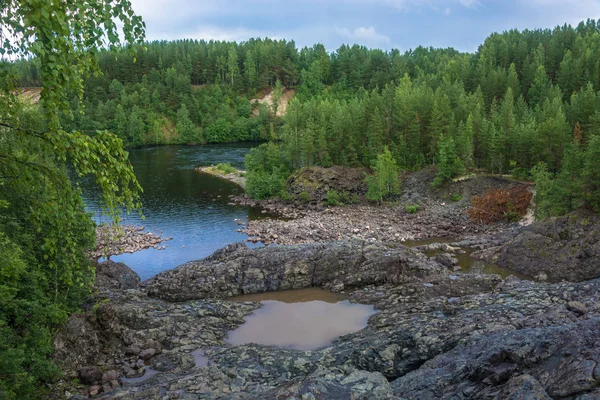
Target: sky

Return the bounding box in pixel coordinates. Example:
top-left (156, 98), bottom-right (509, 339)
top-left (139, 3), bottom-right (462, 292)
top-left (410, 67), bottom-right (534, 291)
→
top-left (129, 0), bottom-right (600, 53)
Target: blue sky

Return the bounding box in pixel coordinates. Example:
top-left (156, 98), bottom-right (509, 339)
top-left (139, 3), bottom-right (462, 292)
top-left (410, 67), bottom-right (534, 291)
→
top-left (129, 0), bottom-right (600, 52)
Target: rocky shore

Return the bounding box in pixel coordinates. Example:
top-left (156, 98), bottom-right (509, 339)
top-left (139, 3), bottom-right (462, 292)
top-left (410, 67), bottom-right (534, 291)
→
top-left (93, 224), bottom-right (172, 259)
top-left (234, 169), bottom-right (527, 245)
top-left (52, 167), bottom-right (600, 399)
top-left (54, 212), bottom-right (600, 399)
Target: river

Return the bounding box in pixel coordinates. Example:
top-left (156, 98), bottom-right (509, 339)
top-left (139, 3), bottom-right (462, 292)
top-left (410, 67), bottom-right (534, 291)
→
top-left (82, 144), bottom-right (265, 280)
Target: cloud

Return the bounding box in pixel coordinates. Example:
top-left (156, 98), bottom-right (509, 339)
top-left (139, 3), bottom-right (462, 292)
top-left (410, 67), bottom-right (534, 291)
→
top-left (335, 26), bottom-right (392, 48)
top-left (353, 0), bottom-right (482, 11)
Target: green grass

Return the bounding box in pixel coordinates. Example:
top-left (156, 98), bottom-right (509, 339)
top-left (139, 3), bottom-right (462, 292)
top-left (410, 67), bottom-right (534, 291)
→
top-left (214, 162), bottom-right (237, 174)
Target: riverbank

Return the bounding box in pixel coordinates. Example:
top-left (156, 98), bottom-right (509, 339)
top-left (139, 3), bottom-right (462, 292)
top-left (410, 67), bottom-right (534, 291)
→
top-left (54, 227), bottom-right (600, 399)
top-left (233, 168), bottom-right (528, 245)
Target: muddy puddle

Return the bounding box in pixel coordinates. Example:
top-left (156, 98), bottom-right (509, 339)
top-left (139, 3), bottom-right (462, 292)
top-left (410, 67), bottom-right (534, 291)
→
top-left (228, 288), bottom-right (375, 350)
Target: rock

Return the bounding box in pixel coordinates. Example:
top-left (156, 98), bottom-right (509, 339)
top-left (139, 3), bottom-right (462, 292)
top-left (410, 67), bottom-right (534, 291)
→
top-left (79, 366), bottom-right (102, 384)
top-left (142, 339), bottom-right (162, 354)
top-left (500, 374), bottom-right (551, 399)
top-left (496, 211), bottom-right (600, 282)
top-left (88, 385), bottom-right (101, 396)
top-left (139, 348), bottom-right (156, 360)
top-left (144, 240), bottom-right (445, 302)
top-left (54, 316), bottom-right (100, 378)
top-left (435, 253), bottom-right (459, 268)
top-left (95, 260), bottom-right (140, 291)
top-left (101, 370), bottom-right (119, 383)
top-left (567, 301), bottom-right (588, 315)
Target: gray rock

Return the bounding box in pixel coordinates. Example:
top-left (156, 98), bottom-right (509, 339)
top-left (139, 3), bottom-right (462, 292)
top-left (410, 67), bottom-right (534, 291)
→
top-left (79, 366), bottom-right (102, 384)
top-left (95, 259), bottom-right (140, 291)
top-left (139, 348), bottom-right (156, 360)
top-left (496, 211), bottom-right (600, 282)
top-left (143, 240), bottom-right (445, 302)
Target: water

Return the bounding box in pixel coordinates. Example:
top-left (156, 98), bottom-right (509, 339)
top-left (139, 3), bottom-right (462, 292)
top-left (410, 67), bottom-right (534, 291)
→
top-left (121, 368), bottom-right (159, 385)
top-left (228, 289), bottom-right (375, 350)
top-left (403, 237), bottom-right (530, 280)
top-left (81, 144), bottom-right (267, 280)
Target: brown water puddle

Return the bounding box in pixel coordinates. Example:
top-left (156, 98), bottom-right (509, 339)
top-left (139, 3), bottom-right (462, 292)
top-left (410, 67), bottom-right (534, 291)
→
top-left (228, 289), bottom-right (375, 350)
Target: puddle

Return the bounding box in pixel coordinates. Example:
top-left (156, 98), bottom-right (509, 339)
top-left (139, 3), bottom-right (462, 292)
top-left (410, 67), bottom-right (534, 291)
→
top-left (403, 237), bottom-right (531, 280)
top-left (227, 294), bottom-right (375, 350)
top-left (231, 287), bottom-right (348, 303)
top-left (402, 236), bottom-right (456, 248)
top-left (121, 367), bottom-right (159, 385)
top-left (192, 349), bottom-right (209, 367)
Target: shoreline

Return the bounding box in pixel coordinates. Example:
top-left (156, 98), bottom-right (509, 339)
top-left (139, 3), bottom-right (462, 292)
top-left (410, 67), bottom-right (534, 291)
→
top-left (197, 165), bottom-right (247, 189)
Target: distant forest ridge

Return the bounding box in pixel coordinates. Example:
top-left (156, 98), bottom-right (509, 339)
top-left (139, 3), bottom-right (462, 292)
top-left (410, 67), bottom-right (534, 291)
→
top-left (10, 19), bottom-right (600, 206)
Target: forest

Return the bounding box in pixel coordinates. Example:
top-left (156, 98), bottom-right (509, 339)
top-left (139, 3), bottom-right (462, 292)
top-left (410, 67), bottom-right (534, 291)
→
top-left (15, 18), bottom-right (600, 216)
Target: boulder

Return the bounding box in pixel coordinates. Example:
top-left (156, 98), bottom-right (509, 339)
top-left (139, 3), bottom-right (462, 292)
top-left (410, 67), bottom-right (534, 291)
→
top-left (143, 240), bottom-right (445, 301)
top-left (496, 211), bottom-right (600, 282)
top-left (95, 260), bottom-right (140, 291)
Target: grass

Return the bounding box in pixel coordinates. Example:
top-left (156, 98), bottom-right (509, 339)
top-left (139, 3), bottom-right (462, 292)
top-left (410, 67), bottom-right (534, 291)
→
top-left (213, 162), bottom-right (238, 174)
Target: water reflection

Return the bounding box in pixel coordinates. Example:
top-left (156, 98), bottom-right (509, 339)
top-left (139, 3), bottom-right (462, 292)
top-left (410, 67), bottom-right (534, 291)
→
top-left (80, 144), bottom-right (270, 280)
top-left (227, 297), bottom-right (375, 350)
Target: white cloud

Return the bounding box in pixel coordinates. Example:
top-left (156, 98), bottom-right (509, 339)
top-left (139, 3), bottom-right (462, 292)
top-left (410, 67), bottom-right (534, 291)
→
top-left (335, 26), bottom-right (392, 48)
top-left (353, 0), bottom-right (482, 11)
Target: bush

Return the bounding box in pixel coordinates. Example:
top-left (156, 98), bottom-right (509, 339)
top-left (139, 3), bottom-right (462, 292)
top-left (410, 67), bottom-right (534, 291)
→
top-left (325, 190), bottom-right (341, 206)
top-left (405, 204), bottom-right (420, 213)
top-left (214, 162), bottom-right (237, 174)
top-left (366, 148), bottom-right (401, 202)
top-left (450, 193), bottom-right (462, 202)
top-left (468, 185), bottom-right (533, 223)
top-left (245, 143), bottom-right (291, 200)
top-left (246, 169), bottom-right (286, 200)
top-left (298, 191), bottom-right (311, 203)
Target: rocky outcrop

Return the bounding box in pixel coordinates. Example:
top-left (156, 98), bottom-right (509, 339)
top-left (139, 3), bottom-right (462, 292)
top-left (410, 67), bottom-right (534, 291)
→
top-left (55, 239), bottom-right (600, 399)
top-left (391, 317), bottom-right (600, 399)
top-left (286, 166), bottom-right (369, 202)
top-left (95, 260), bottom-right (140, 291)
top-left (494, 211), bottom-right (600, 282)
top-left (143, 240), bottom-right (445, 301)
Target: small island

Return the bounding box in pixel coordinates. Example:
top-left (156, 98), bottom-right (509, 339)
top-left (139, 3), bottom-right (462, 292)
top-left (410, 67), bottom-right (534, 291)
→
top-left (197, 163), bottom-right (247, 189)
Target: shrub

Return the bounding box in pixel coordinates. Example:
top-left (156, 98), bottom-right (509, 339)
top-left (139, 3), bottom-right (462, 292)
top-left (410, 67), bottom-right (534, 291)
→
top-left (405, 204), bottom-right (420, 213)
top-left (298, 191), bottom-right (311, 203)
top-left (325, 190), bottom-right (341, 206)
top-left (450, 193), bottom-right (462, 202)
top-left (366, 148), bottom-right (401, 202)
top-left (468, 185), bottom-right (533, 223)
top-left (214, 162), bottom-right (237, 174)
top-left (245, 143), bottom-right (291, 200)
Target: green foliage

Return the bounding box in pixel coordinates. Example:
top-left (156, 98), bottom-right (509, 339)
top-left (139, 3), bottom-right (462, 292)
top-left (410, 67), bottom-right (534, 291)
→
top-left (214, 163), bottom-right (237, 174)
top-left (450, 193), bottom-right (463, 202)
top-left (405, 204), bottom-right (421, 213)
top-left (0, 1), bottom-right (144, 398)
top-left (366, 148), bottom-right (401, 202)
top-left (245, 143), bottom-right (290, 200)
top-left (298, 191), bottom-right (312, 203)
top-left (433, 134), bottom-right (466, 187)
top-left (325, 190), bottom-right (341, 206)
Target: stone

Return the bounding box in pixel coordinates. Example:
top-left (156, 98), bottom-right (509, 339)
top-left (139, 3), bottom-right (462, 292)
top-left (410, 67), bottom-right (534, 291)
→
top-left (88, 385), bottom-right (101, 396)
top-left (139, 348), bottom-right (156, 360)
top-left (79, 366), bottom-right (102, 385)
top-left (101, 370), bottom-right (119, 383)
top-left (567, 301), bottom-right (588, 315)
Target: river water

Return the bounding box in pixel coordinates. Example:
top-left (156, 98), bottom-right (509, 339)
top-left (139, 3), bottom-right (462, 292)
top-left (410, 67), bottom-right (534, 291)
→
top-left (82, 144), bottom-right (266, 280)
